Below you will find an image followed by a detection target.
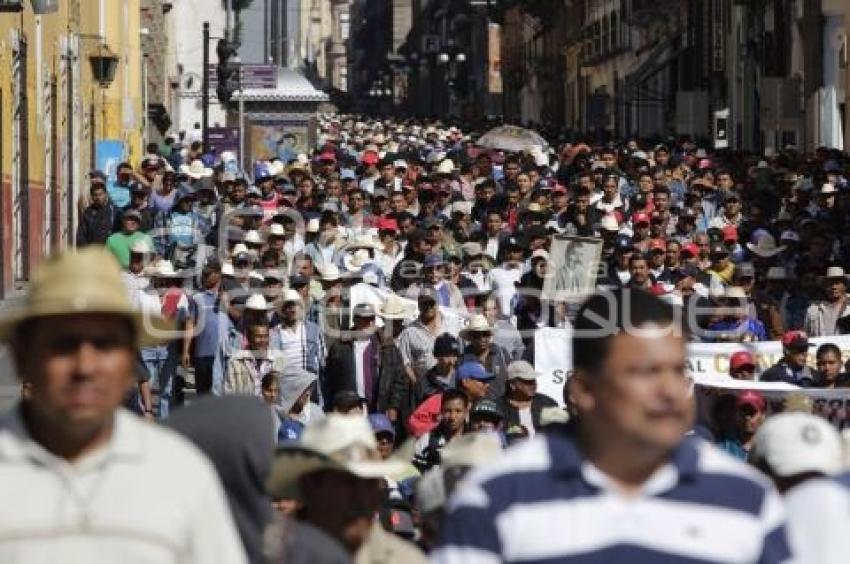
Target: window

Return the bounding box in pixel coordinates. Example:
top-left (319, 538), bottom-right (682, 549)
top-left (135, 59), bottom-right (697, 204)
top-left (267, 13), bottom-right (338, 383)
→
top-left (340, 13), bottom-right (350, 41)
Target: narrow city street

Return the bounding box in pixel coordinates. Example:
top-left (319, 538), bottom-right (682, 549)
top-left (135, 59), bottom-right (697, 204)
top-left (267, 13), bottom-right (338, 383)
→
top-left (0, 1), bottom-right (848, 563)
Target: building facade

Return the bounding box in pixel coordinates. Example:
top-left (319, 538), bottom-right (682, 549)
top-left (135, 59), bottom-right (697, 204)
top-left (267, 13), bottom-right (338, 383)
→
top-left (0, 0), bottom-right (145, 298)
top-left (499, 0), bottom-right (847, 151)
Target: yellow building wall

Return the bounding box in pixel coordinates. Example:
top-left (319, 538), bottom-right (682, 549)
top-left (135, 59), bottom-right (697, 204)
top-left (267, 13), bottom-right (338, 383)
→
top-left (0, 0), bottom-right (142, 295)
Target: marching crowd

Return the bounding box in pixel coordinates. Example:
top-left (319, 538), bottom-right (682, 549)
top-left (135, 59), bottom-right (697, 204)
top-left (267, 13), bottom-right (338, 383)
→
top-left (1, 114), bottom-right (850, 562)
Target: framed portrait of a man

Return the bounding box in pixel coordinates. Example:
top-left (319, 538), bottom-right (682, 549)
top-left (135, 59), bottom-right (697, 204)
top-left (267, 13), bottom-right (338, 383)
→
top-left (542, 236), bottom-right (603, 302)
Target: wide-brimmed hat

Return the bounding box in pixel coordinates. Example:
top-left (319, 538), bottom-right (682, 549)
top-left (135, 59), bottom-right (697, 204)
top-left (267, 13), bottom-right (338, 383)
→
top-left (319, 263), bottom-right (342, 282)
top-left (460, 314), bottom-right (494, 340)
top-left (746, 234), bottom-right (785, 257)
top-left (150, 260), bottom-right (184, 279)
top-left (376, 294), bottom-right (415, 320)
top-left (244, 230), bottom-right (264, 245)
top-left (281, 289), bottom-right (302, 304)
top-left (179, 159), bottom-right (213, 179)
top-left (825, 266), bottom-right (848, 281)
top-left (266, 414), bottom-right (408, 498)
top-left (343, 249), bottom-right (372, 273)
top-left (340, 235), bottom-right (382, 253)
top-left (245, 293), bottom-right (273, 311)
top-left (0, 248), bottom-right (172, 347)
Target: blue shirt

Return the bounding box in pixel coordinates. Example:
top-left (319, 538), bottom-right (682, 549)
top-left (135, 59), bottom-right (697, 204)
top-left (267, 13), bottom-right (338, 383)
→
top-left (107, 180), bottom-right (131, 208)
top-left (190, 290), bottom-right (231, 358)
top-left (434, 430), bottom-right (791, 564)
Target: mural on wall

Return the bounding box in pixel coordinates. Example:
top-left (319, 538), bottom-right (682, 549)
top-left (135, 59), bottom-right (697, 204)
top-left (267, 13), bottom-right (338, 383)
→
top-left (248, 118), bottom-right (312, 165)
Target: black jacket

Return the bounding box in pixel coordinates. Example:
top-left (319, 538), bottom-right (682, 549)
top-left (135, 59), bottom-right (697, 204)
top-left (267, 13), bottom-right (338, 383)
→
top-left (496, 393), bottom-right (558, 433)
top-left (76, 203), bottom-right (117, 246)
top-left (761, 360), bottom-right (819, 387)
top-left (324, 335), bottom-right (387, 412)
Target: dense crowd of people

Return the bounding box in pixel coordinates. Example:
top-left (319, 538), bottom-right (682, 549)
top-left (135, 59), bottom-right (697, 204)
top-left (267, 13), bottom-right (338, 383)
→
top-left (2, 114), bottom-right (850, 562)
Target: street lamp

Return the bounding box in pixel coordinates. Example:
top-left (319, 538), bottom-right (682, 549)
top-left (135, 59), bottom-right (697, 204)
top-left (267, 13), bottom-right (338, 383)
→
top-left (88, 44), bottom-right (120, 88)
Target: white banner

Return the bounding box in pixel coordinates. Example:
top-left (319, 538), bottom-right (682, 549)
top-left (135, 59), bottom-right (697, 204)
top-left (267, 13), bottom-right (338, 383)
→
top-left (534, 328), bottom-right (850, 423)
top-left (533, 327), bottom-right (573, 406)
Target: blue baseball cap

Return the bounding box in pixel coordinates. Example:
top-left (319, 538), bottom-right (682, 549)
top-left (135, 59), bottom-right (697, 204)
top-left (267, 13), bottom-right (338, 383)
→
top-left (340, 168), bottom-right (357, 181)
top-left (456, 361), bottom-right (494, 382)
top-left (368, 413), bottom-right (395, 438)
top-left (423, 254), bottom-right (445, 269)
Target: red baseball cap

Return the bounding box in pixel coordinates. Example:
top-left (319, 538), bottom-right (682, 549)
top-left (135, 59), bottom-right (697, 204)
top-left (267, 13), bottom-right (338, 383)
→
top-left (729, 351), bottom-right (756, 371)
top-left (681, 242), bottom-right (700, 257)
top-left (318, 151), bottom-right (337, 163)
top-left (376, 217), bottom-right (399, 232)
top-left (736, 390), bottom-right (766, 412)
top-left (361, 151), bottom-right (379, 166)
top-left (722, 225), bottom-right (738, 242)
top-left (632, 212), bottom-right (650, 226)
top-left (782, 330), bottom-right (811, 350)
top-left (552, 184), bottom-right (568, 195)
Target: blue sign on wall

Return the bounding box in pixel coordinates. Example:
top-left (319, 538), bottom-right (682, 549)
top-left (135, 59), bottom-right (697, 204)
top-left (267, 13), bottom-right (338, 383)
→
top-left (95, 139), bottom-right (126, 180)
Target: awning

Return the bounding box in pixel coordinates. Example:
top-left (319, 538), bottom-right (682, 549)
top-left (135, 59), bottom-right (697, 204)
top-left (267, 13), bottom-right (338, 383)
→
top-left (233, 68), bottom-right (329, 103)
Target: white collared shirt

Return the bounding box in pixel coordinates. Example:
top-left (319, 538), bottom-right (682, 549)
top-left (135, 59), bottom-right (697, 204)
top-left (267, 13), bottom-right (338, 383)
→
top-left (0, 408), bottom-right (247, 564)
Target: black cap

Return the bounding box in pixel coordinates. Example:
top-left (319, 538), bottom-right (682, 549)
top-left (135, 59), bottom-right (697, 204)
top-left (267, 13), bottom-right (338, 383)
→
top-left (433, 333), bottom-right (461, 356)
top-left (470, 399), bottom-right (504, 421)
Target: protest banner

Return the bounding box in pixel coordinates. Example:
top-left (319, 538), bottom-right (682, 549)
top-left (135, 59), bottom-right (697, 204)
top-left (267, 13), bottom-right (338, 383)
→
top-left (533, 327), bottom-right (573, 406)
top-left (533, 328), bottom-right (850, 427)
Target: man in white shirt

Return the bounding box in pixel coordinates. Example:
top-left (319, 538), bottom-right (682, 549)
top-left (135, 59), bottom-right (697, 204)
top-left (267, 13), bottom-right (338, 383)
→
top-left (0, 248), bottom-right (246, 564)
top-left (488, 242), bottom-right (525, 317)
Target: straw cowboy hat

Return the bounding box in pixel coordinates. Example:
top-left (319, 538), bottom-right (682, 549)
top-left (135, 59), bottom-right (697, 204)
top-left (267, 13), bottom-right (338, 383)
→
top-left (245, 293), bottom-right (273, 311)
top-left (0, 248), bottom-right (172, 347)
top-left (460, 314), bottom-right (494, 340)
top-left (746, 233), bottom-right (785, 258)
top-left (376, 294), bottom-right (415, 320)
top-left (151, 260), bottom-right (183, 279)
top-left (266, 414), bottom-right (407, 499)
top-left (243, 230), bottom-right (264, 246)
top-left (340, 234), bottom-right (382, 253)
top-left (319, 263), bottom-right (342, 283)
top-left (179, 159), bottom-right (213, 179)
top-left (343, 249), bottom-right (372, 273)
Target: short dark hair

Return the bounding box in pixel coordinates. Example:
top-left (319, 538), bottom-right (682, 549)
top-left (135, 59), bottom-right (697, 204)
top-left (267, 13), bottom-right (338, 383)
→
top-left (816, 343), bottom-right (841, 359)
top-left (442, 388), bottom-right (470, 407)
top-left (572, 288), bottom-right (680, 376)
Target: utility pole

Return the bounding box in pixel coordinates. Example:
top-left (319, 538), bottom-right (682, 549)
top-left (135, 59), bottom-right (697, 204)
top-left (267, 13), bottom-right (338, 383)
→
top-left (202, 21), bottom-right (210, 152)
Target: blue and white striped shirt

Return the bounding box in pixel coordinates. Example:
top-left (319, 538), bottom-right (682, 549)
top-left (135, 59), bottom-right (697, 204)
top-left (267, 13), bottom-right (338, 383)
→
top-left (433, 430), bottom-right (791, 564)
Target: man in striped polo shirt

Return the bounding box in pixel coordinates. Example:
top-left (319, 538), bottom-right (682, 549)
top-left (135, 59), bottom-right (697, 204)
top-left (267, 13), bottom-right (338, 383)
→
top-left (434, 288), bottom-right (792, 564)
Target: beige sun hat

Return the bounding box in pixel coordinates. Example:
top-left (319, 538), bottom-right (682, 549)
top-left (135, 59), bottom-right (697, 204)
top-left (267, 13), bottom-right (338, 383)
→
top-left (266, 414), bottom-right (408, 498)
top-left (245, 293), bottom-right (273, 311)
top-left (151, 260), bottom-right (182, 278)
top-left (319, 263), bottom-right (342, 282)
top-left (343, 249), bottom-right (372, 273)
top-left (376, 294), bottom-right (415, 320)
top-left (460, 314), bottom-right (494, 340)
top-left (436, 159), bottom-right (455, 175)
top-left (244, 230), bottom-right (264, 245)
top-left (341, 234), bottom-right (382, 253)
top-left (0, 248), bottom-right (172, 347)
top-left (179, 159), bottom-right (213, 179)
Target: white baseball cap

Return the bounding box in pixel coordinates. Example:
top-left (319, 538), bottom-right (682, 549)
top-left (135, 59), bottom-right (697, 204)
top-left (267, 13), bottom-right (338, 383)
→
top-left (750, 412), bottom-right (843, 477)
